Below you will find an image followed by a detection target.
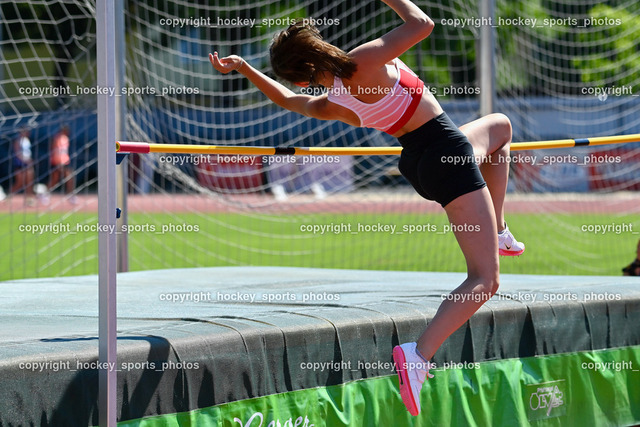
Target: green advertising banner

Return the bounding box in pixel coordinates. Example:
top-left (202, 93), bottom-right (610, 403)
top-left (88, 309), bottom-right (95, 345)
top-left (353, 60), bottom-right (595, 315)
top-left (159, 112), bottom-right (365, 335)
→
top-left (117, 346), bottom-right (640, 427)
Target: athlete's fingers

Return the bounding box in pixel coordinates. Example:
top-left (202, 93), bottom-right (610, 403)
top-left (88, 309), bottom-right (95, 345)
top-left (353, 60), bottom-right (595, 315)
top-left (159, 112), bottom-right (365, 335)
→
top-left (209, 52), bottom-right (232, 74)
top-left (210, 52), bottom-right (224, 72)
top-left (209, 52), bottom-right (220, 70)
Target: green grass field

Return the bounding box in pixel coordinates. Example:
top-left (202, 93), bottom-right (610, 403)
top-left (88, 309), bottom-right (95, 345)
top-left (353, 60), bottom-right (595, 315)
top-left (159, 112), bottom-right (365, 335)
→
top-left (1, 211), bottom-right (638, 281)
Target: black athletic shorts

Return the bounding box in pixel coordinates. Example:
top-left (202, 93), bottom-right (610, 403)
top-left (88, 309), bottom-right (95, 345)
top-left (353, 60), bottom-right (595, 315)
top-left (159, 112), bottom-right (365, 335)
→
top-left (397, 112), bottom-right (486, 207)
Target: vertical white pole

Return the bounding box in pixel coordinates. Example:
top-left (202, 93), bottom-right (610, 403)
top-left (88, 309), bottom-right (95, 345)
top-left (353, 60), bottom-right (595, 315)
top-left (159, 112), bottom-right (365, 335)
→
top-left (96, 0), bottom-right (118, 425)
top-left (115, 0), bottom-right (128, 273)
top-left (479, 0), bottom-right (496, 116)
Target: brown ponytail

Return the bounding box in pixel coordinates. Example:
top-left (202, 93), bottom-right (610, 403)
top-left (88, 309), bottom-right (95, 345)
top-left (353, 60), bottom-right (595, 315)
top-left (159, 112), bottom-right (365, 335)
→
top-left (269, 19), bottom-right (357, 84)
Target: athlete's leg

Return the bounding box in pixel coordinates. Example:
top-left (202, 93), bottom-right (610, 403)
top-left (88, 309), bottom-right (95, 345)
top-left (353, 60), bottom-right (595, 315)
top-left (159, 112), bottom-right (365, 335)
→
top-left (49, 167), bottom-right (61, 192)
top-left (25, 166), bottom-right (35, 196)
top-left (416, 187), bottom-right (499, 360)
top-left (459, 113), bottom-right (512, 231)
top-left (63, 167), bottom-right (74, 194)
top-left (11, 169), bottom-right (25, 194)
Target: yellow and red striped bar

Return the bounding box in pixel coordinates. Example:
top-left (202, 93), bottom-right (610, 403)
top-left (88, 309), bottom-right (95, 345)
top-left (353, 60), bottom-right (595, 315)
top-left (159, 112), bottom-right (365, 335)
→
top-left (116, 133), bottom-right (640, 156)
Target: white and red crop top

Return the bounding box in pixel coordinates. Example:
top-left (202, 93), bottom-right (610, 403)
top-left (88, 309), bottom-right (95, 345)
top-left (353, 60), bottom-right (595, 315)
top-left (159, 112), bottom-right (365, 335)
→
top-left (327, 58), bottom-right (425, 135)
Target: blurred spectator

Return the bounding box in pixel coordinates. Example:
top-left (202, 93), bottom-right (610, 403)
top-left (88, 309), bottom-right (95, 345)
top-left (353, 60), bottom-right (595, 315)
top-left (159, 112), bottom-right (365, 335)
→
top-left (48, 125), bottom-right (76, 204)
top-left (622, 239), bottom-right (640, 276)
top-left (11, 128), bottom-right (35, 205)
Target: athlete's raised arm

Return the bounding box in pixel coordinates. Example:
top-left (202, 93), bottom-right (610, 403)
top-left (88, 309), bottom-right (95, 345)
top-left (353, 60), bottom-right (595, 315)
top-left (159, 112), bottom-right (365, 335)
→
top-left (349, 0), bottom-right (434, 69)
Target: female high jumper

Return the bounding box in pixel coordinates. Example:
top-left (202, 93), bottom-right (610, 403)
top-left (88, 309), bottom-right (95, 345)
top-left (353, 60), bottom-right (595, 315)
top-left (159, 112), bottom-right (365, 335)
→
top-left (210, 0), bottom-right (524, 417)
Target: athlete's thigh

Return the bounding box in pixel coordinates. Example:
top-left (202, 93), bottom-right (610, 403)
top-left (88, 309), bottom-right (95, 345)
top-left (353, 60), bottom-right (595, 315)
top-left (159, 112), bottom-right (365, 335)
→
top-left (459, 113), bottom-right (511, 159)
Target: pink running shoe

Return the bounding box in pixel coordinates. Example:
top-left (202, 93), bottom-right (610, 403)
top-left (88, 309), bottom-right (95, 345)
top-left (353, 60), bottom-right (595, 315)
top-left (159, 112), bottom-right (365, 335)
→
top-left (393, 342), bottom-right (434, 416)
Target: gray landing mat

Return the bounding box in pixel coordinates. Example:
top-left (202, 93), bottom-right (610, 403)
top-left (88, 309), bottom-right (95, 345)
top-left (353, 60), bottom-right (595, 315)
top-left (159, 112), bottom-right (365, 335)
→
top-left (1, 267), bottom-right (639, 426)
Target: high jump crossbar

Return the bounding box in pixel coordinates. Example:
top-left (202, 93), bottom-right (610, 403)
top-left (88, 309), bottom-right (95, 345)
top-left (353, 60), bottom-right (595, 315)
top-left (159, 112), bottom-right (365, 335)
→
top-left (116, 134), bottom-right (640, 156)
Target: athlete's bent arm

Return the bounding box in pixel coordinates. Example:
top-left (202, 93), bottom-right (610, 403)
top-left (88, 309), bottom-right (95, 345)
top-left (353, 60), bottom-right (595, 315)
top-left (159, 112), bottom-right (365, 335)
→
top-left (209, 52), bottom-right (335, 121)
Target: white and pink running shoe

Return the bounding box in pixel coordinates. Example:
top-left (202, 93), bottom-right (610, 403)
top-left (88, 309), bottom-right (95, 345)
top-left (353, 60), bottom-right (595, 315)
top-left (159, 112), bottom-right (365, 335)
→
top-left (393, 342), bottom-right (434, 416)
top-left (498, 224), bottom-right (525, 256)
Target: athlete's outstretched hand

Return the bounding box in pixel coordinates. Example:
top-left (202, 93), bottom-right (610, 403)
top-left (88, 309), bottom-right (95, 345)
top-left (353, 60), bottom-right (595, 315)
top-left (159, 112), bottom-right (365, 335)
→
top-left (209, 52), bottom-right (244, 74)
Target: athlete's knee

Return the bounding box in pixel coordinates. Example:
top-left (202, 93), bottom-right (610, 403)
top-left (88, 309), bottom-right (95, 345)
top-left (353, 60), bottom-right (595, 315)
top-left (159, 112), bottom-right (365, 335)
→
top-left (469, 269), bottom-right (499, 298)
top-left (489, 275), bottom-right (500, 296)
top-left (491, 113), bottom-right (512, 147)
top-left (481, 275), bottom-right (499, 300)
